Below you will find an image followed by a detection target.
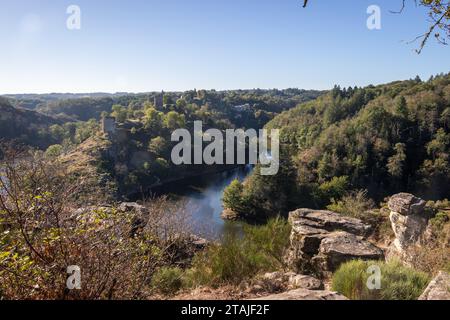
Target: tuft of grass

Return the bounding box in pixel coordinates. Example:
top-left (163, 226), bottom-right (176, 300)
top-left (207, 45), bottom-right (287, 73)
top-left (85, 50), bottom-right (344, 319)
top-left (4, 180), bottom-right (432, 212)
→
top-left (184, 217), bottom-right (291, 287)
top-left (327, 189), bottom-right (376, 221)
top-left (151, 267), bottom-right (184, 296)
top-left (332, 260), bottom-right (430, 300)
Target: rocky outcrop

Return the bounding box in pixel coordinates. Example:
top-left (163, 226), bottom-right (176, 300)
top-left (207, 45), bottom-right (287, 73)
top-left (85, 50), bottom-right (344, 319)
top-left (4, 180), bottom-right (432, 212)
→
top-left (248, 272), bottom-right (323, 294)
top-left (387, 193), bottom-right (429, 257)
top-left (287, 274), bottom-right (323, 290)
top-left (286, 209), bottom-right (383, 276)
top-left (253, 288), bottom-right (348, 300)
top-left (312, 231), bottom-right (384, 272)
top-left (388, 193), bottom-right (426, 216)
top-left (419, 271), bottom-right (450, 300)
top-left (289, 209), bottom-right (372, 236)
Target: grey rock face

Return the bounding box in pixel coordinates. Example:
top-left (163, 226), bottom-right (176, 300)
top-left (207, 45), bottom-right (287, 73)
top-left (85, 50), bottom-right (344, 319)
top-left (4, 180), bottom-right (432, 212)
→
top-left (387, 193), bottom-right (428, 253)
top-left (419, 271), bottom-right (450, 300)
top-left (388, 193), bottom-right (426, 216)
top-left (389, 211), bottom-right (428, 251)
top-left (314, 231), bottom-right (384, 272)
top-left (286, 209), bottom-right (383, 275)
top-left (289, 209), bottom-right (372, 236)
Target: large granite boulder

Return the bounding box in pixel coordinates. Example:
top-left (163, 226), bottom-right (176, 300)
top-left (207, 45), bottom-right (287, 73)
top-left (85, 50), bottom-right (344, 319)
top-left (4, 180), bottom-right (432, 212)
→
top-left (419, 271), bottom-right (450, 300)
top-left (286, 209), bottom-right (383, 275)
top-left (387, 193), bottom-right (428, 254)
top-left (253, 288), bottom-right (348, 300)
top-left (313, 231), bottom-right (384, 272)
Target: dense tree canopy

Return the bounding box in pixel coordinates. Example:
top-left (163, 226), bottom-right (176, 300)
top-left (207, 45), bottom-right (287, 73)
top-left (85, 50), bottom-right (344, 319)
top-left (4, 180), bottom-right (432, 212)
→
top-left (228, 73), bottom-right (450, 220)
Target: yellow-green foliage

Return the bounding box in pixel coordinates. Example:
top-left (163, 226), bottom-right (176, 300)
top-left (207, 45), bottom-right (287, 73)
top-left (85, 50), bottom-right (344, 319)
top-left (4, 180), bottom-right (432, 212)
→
top-left (332, 260), bottom-right (430, 300)
top-left (151, 267), bottom-right (184, 295)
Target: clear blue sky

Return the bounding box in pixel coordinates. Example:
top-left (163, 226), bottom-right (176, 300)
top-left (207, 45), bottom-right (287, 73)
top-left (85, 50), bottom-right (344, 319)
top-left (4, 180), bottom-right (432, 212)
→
top-left (0, 0), bottom-right (449, 94)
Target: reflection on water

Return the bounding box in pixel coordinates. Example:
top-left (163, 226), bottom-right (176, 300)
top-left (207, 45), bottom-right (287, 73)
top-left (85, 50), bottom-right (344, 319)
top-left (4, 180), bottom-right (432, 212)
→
top-left (153, 166), bottom-right (252, 240)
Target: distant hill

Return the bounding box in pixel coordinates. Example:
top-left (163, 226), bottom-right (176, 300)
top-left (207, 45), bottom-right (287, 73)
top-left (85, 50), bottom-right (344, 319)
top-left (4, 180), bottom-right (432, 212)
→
top-left (3, 89), bottom-right (324, 121)
top-left (0, 98), bottom-right (63, 149)
top-left (36, 97), bottom-right (116, 121)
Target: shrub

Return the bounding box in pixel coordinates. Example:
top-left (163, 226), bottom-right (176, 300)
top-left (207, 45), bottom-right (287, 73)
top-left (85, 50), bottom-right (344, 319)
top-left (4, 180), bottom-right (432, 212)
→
top-left (408, 206), bottom-right (450, 274)
top-left (45, 144), bottom-right (63, 158)
top-left (327, 189), bottom-right (376, 221)
top-left (185, 217), bottom-right (291, 287)
top-left (408, 243), bottom-right (450, 275)
top-left (313, 176), bottom-right (350, 207)
top-left (222, 179), bottom-right (246, 213)
top-left (0, 148), bottom-right (193, 299)
top-left (332, 260), bottom-right (430, 300)
top-left (151, 267), bottom-right (184, 295)
top-left (429, 210), bottom-right (450, 230)
top-left (327, 190), bottom-right (396, 241)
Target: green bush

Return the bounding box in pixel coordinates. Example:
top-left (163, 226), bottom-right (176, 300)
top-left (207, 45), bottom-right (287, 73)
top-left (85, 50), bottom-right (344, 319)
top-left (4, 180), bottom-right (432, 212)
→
top-left (151, 267), bottom-right (184, 295)
top-left (45, 144), bottom-right (63, 158)
top-left (327, 189), bottom-right (376, 221)
top-left (430, 210), bottom-right (450, 230)
top-left (185, 217), bottom-right (291, 287)
top-left (313, 176), bottom-right (350, 207)
top-left (332, 260), bottom-right (430, 300)
top-left (222, 179), bottom-right (246, 213)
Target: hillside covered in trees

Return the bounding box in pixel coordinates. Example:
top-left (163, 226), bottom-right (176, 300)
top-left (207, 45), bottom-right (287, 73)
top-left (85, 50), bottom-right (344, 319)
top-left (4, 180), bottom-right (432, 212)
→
top-left (224, 73), bottom-right (450, 221)
top-left (0, 98), bottom-right (64, 149)
top-left (75, 89), bottom-right (321, 197)
top-left (1, 89), bottom-right (322, 198)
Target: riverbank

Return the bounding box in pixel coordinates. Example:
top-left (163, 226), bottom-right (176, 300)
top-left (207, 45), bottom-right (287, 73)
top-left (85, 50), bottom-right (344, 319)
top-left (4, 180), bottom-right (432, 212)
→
top-left (146, 165), bottom-right (253, 240)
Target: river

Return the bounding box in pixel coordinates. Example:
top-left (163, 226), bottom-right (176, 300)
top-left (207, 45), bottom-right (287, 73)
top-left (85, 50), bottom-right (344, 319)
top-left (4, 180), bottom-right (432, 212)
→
top-left (152, 165), bottom-right (253, 240)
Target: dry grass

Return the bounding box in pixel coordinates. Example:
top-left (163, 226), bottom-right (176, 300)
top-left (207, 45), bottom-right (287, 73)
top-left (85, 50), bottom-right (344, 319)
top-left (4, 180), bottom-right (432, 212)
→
top-left (59, 136), bottom-right (110, 176)
top-left (407, 211), bottom-right (450, 275)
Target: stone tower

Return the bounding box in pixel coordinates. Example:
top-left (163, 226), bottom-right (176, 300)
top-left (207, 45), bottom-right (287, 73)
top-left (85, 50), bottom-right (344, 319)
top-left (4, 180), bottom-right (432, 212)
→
top-left (154, 91), bottom-right (164, 109)
top-left (101, 116), bottom-right (116, 136)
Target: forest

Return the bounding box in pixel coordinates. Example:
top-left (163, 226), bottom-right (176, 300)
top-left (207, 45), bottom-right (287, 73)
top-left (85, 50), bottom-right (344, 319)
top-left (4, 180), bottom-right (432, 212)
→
top-left (223, 73), bottom-right (450, 221)
top-left (1, 89), bottom-right (322, 198)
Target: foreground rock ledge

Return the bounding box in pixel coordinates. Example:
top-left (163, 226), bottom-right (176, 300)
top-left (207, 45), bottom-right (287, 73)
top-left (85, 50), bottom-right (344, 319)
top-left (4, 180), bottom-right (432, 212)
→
top-left (252, 288), bottom-right (348, 300)
top-left (419, 271), bottom-right (450, 300)
top-left (286, 209), bottom-right (383, 275)
top-left (288, 209), bottom-right (372, 236)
